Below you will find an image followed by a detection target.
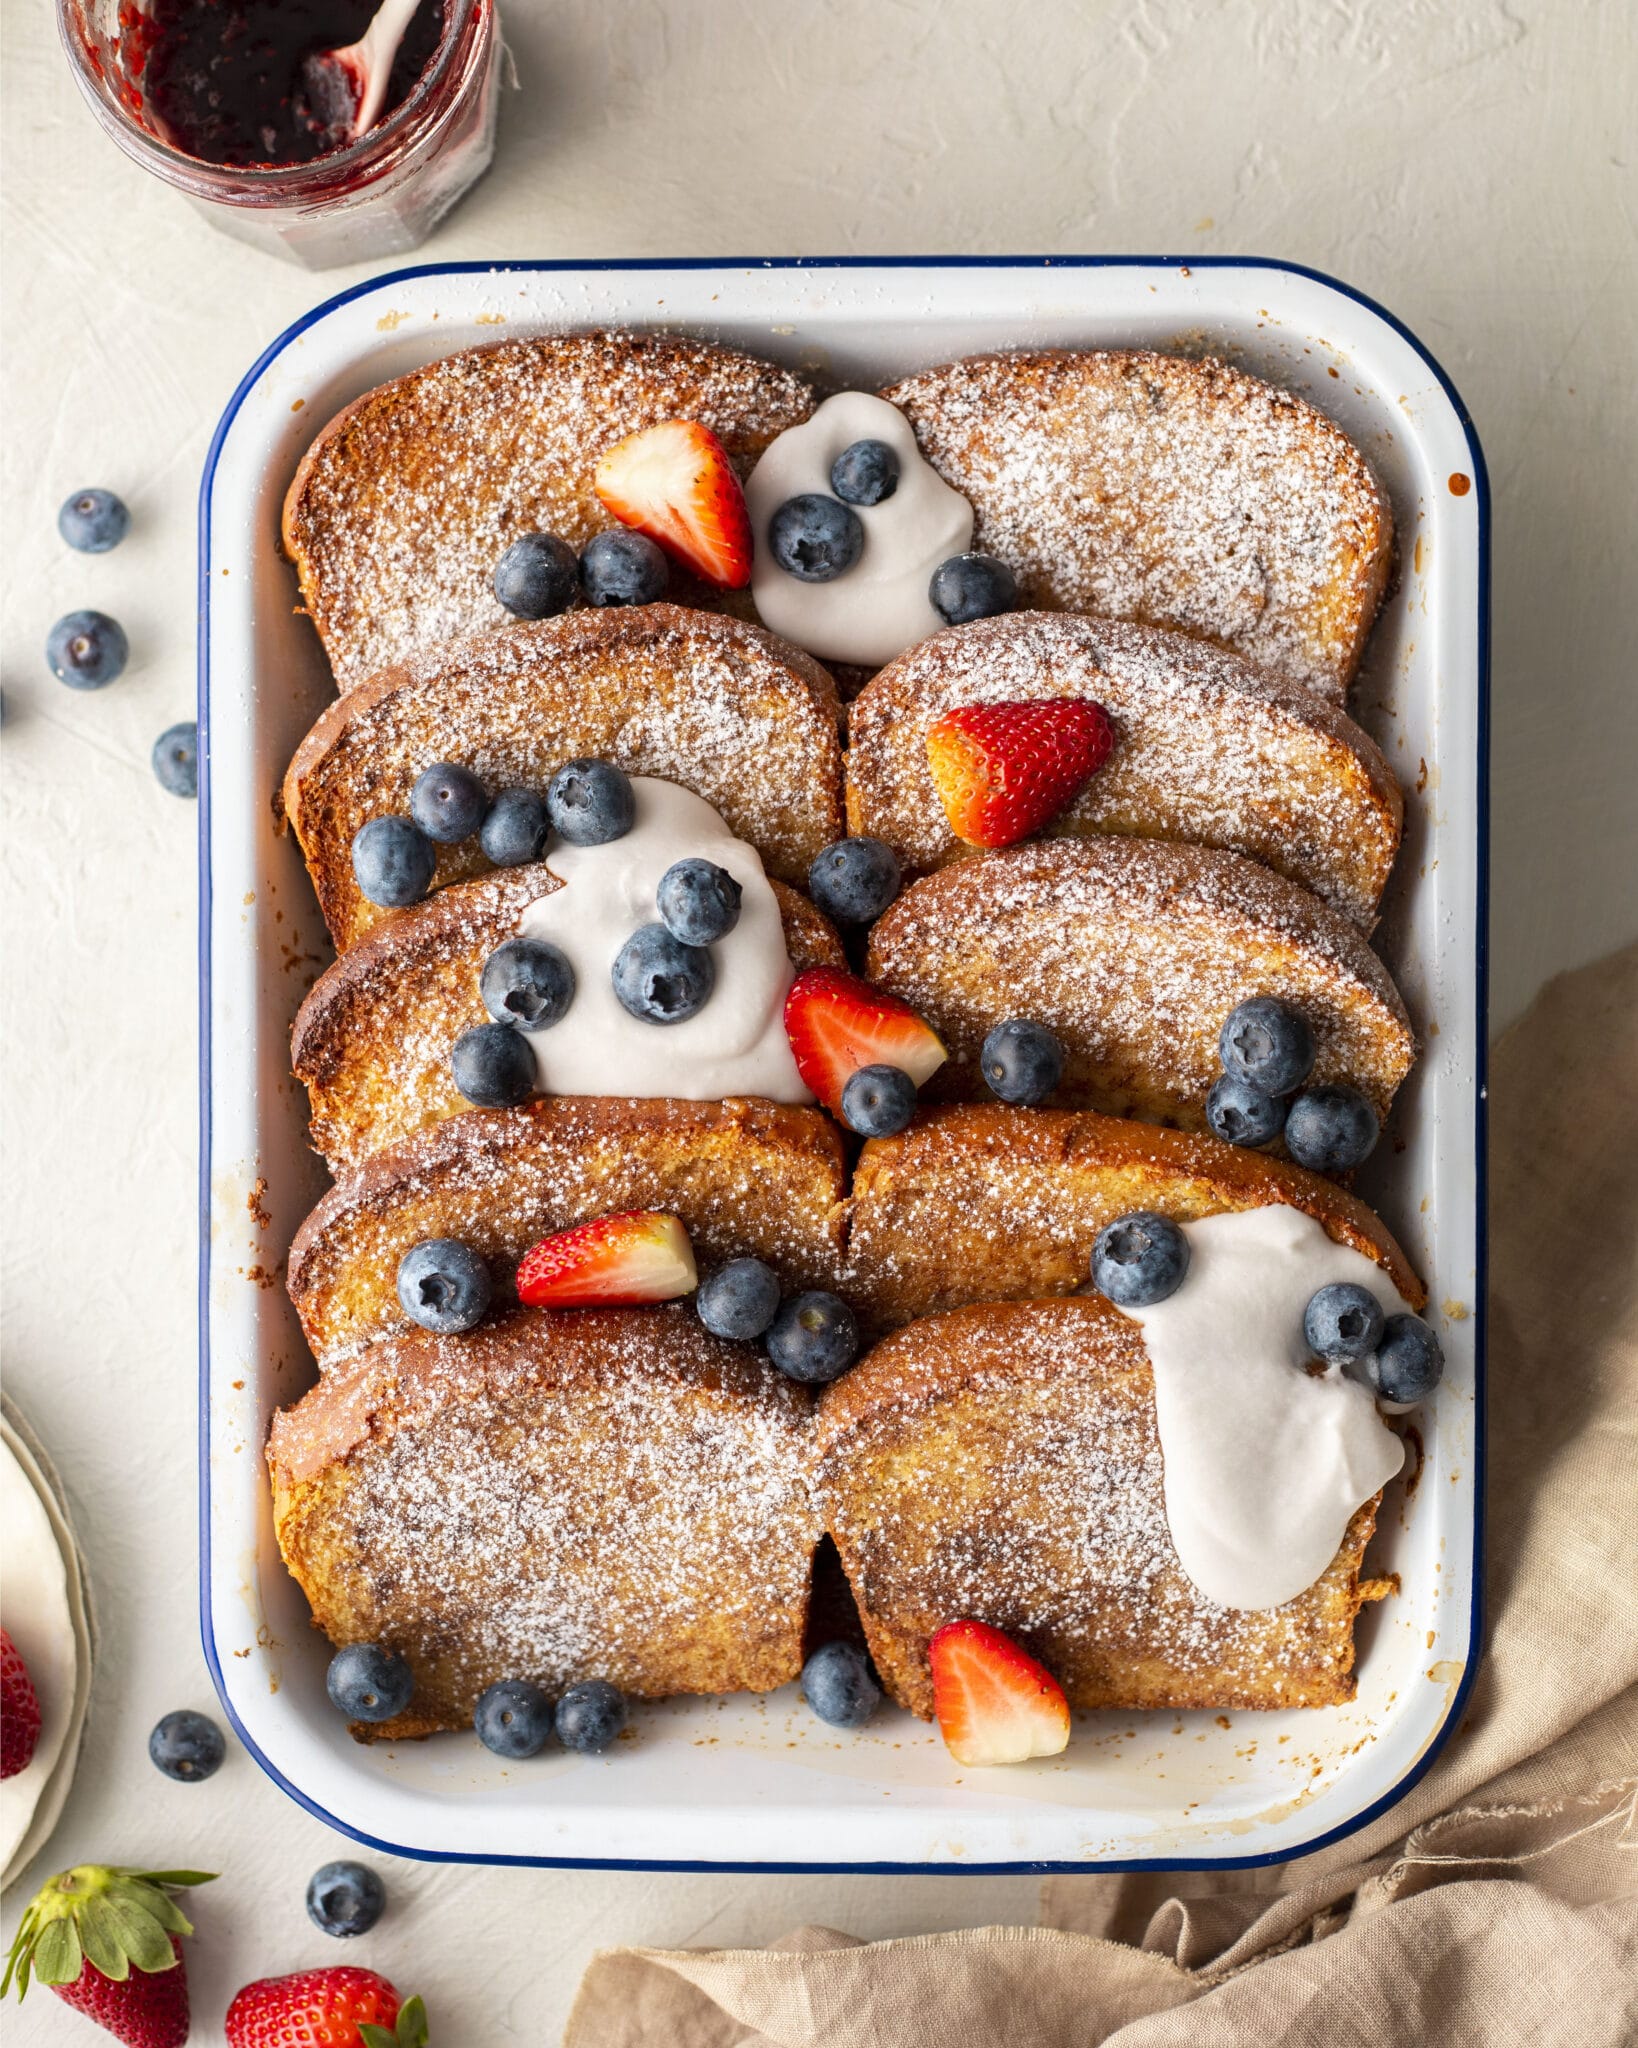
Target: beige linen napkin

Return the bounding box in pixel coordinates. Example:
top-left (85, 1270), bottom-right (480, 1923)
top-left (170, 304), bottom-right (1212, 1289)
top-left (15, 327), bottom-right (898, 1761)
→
top-left (566, 945), bottom-right (1638, 2047)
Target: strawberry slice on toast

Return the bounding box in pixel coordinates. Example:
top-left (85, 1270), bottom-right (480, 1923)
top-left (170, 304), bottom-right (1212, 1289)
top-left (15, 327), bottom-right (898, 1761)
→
top-left (516, 1212), bottom-right (698, 1309)
top-left (928, 1619), bottom-right (1071, 1766)
top-left (926, 697), bottom-right (1114, 849)
top-left (594, 420), bottom-right (754, 590)
top-left (783, 966), bottom-right (946, 1118)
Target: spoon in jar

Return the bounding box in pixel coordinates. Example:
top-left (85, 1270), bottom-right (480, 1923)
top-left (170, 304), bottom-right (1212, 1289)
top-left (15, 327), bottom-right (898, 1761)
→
top-left (301, 0), bottom-right (428, 146)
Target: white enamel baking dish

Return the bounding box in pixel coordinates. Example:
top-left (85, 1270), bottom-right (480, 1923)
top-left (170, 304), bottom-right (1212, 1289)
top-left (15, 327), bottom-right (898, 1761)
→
top-left (200, 259), bottom-right (1487, 1872)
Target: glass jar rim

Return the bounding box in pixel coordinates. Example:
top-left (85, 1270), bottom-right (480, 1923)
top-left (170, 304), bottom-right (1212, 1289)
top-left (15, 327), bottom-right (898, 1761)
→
top-left (55, 0), bottom-right (485, 198)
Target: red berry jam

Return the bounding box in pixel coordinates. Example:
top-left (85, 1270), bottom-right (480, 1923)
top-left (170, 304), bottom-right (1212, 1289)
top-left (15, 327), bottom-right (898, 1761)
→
top-left (139, 0), bottom-right (447, 168)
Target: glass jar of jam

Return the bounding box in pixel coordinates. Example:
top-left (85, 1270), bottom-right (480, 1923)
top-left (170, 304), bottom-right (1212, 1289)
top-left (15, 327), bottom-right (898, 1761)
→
top-left (57, 0), bottom-right (500, 269)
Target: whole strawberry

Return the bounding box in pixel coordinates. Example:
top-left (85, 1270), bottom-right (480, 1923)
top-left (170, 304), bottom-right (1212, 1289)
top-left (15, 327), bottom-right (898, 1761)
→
top-left (225, 1968), bottom-right (429, 2048)
top-left (1, 1627), bottom-right (42, 1777)
top-left (2, 1864), bottom-right (215, 2047)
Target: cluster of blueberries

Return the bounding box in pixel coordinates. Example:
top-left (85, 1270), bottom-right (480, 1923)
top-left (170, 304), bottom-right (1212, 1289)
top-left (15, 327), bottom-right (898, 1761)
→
top-left (767, 435), bottom-right (1019, 627)
top-left (327, 1619), bottom-right (879, 1761)
top-left (145, 1708), bottom-right (385, 1936)
top-left (1206, 997), bottom-right (1380, 1175)
top-left (1089, 1210), bottom-right (1445, 1404)
top-left (327, 1640), bottom-right (630, 1763)
top-left (493, 523), bottom-right (670, 618)
top-left (45, 487), bottom-right (198, 797)
top-left (350, 751), bottom-right (637, 912)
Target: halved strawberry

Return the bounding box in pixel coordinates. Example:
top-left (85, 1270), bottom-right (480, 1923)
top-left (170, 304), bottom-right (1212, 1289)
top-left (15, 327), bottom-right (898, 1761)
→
top-left (783, 967), bottom-right (946, 1118)
top-left (926, 697), bottom-right (1114, 849)
top-left (515, 1212), bottom-right (697, 1308)
top-left (928, 1619), bottom-right (1071, 1767)
top-left (594, 420), bottom-right (753, 589)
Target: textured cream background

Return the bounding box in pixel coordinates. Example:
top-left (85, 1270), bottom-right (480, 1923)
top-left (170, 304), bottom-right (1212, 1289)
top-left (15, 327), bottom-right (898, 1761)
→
top-left (2, 0), bottom-right (1634, 2040)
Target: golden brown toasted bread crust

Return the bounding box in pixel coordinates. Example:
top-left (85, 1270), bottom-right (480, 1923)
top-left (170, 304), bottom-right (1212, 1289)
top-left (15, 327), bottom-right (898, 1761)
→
top-left (842, 1103), bottom-right (1424, 1333)
top-left (291, 870), bottom-right (844, 1175)
top-left (846, 611), bottom-right (1402, 926)
top-left (813, 1297), bottom-right (1385, 1718)
top-left (882, 350), bottom-right (1393, 702)
top-left (283, 331), bottom-right (815, 691)
top-left (269, 1306), bottom-right (821, 1736)
top-left (288, 1096), bottom-right (849, 1366)
top-left (282, 604), bottom-right (846, 949)
top-left (866, 836), bottom-right (1414, 1131)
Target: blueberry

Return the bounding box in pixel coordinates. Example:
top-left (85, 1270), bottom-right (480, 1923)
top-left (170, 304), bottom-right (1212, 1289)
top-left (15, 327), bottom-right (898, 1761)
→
top-left (396, 1238), bottom-right (493, 1334)
top-left (474, 1678), bottom-right (555, 1759)
top-left (580, 528), bottom-right (669, 607)
top-left (829, 439), bottom-right (899, 507)
top-left (1372, 1313), bottom-right (1445, 1405)
top-left (555, 1678), bottom-right (628, 1754)
top-left (494, 531), bottom-right (579, 619)
top-left (1206, 1073), bottom-right (1286, 1148)
top-left (768, 494), bottom-right (864, 581)
top-left (59, 488), bottom-right (131, 553)
top-left (801, 1641), bottom-right (881, 1730)
top-left (1092, 1211), bottom-right (1190, 1307)
top-left (326, 1642), bottom-right (413, 1723)
top-left (410, 760), bottom-right (489, 844)
top-left (352, 815), bottom-right (436, 908)
top-left (696, 1258), bottom-right (782, 1341)
top-left (451, 1022), bottom-right (537, 1107)
top-left (480, 937), bottom-right (575, 1030)
top-left (656, 858), bottom-right (742, 945)
top-left (929, 553), bottom-right (1017, 626)
top-left (547, 757), bottom-right (635, 846)
top-left (766, 1290), bottom-right (859, 1384)
top-left (807, 837), bottom-right (901, 925)
top-left (47, 609), bottom-right (128, 689)
top-left (840, 1063), bottom-right (918, 1137)
top-left (1304, 1281), bottom-right (1386, 1364)
top-left (147, 1709), bottom-right (224, 1783)
top-left (1218, 997), bottom-right (1316, 1097)
top-left (305, 1860), bottom-right (385, 1938)
top-left (151, 721), bottom-right (198, 799)
top-left (612, 923), bottom-right (715, 1024)
top-left (479, 787), bottom-right (550, 867)
top-left (1284, 1085), bottom-right (1379, 1174)
top-left (981, 1018), bottom-right (1064, 1106)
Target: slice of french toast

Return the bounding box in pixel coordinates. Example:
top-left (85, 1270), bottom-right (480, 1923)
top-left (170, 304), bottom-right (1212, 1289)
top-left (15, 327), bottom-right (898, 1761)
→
top-left (268, 1305), bottom-right (822, 1738)
top-left (846, 611), bottom-right (1402, 927)
top-left (282, 605), bottom-right (847, 950)
top-left (842, 1104), bottom-right (1424, 1333)
top-left (881, 350), bottom-right (1393, 702)
top-left (812, 1297), bottom-right (1390, 1718)
top-left (292, 868), bottom-right (844, 1175)
top-left (288, 1097), bottom-right (848, 1366)
top-left (283, 331), bottom-right (815, 692)
top-left (866, 837), bottom-right (1414, 1132)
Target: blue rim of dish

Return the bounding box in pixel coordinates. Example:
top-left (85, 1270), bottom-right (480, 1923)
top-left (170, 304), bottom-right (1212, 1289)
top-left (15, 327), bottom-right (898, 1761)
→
top-left (198, 254), bottom-right (1489, 1874)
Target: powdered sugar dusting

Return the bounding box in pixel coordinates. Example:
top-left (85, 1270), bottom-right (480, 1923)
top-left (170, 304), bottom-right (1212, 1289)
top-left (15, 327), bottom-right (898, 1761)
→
top-left (287, 605), bottom-right (846, 944)
top-left (287, 332), bottom-right (814, 691)
top-left (274, 1309), bottom-right (820, 1725)
top-left (848, 612), bottom-right (1400, 926)
top-left (883, 351), bottom-right (1392, 703)
top-left (867, 836), bottom-right (1414, 1124)
top-left (289, 1099), bottom-right (847, 1365)
top-left (816, 1305), bottom-right (1371, 1707)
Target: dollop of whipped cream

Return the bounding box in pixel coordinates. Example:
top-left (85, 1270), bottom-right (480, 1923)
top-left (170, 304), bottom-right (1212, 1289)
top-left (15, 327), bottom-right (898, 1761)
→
top-left (1124, 1206), bottom-right (1410, 1611)
top-left (514, 777), bottom-right (812, 1105)
top-left (745, 392), bottom-right (973, 666)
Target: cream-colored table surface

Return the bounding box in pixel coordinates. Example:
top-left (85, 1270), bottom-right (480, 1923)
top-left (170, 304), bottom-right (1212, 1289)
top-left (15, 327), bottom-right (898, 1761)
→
top-left (2, 0), bottom-right (1633, 2040)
